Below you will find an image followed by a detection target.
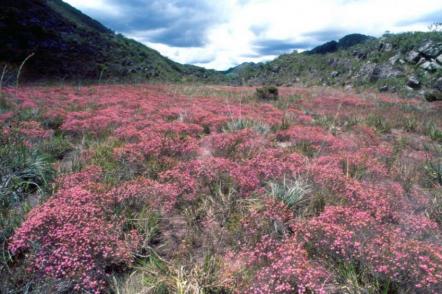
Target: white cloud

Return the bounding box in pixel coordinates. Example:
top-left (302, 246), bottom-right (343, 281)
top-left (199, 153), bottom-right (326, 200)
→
top-left (65, 0), bottom-right (442, 70)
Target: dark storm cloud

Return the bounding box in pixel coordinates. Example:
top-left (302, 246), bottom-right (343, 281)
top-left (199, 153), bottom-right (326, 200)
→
top-left (303, 29), bottom-right (347, 43)
top-left (186, 55), bottom-right (216, 65)
top-left (89, 0), bottom-right (225, 47)
top-left (253, 39), bottom-right (314, 55)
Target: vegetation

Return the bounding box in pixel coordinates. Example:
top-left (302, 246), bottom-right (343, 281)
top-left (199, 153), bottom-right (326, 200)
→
top-left (0, 84), bottom-right (441, 293)
top-left (256, 85), bottom-right (279, 100)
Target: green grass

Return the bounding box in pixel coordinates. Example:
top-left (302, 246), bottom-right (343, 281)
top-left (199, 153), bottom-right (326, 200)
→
top-left (223, 118), bottom-right (270, 134)
top-left (366, 114), bottom-right (391, 134)
top-left (268, 177), bottom-right (312, 210)
top-left (0, 131), bottom-right (55, 281)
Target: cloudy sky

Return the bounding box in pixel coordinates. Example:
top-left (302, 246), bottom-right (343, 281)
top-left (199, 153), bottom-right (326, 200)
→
top-left (65, 0), bottom-right (442, 70)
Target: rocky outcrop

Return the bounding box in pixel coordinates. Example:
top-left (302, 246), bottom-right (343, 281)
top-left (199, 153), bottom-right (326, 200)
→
top-left (418, 41), bottom-right (442, 58)
top-left (359, 63), bottom-right (403, 83)
top-left (405, 41), bottom-right (442, 72)
top-left (228, 33), bottom-right (442, 101)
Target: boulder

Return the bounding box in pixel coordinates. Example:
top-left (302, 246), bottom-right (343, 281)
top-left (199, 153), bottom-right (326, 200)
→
top-left (330, 71), bottom-right (339, 78)
top-left (420, 60), bottom-right (441, 72)
top-left (418, 41), bottom-right (442, 58)
top-left (417, 57), bottom-right (427, 66)
top-left (359, 63), bottom-right (403, 83)
top-left (437, 55), bottom-right (442, 65)
top-left (405, 50), bottom-right (421, 63)
top-left (378, 42), bottom-right (392, 52)
top-left (433, 77), bottom-right (442, 92)
top-left (407, 76), bottom-right (420, 89)
top-left (352, 50), bottom-right (367, 59)
top-left (389, 54), bottom-right (401, 65)
top-left (379, 85), bottom-right (389, 92)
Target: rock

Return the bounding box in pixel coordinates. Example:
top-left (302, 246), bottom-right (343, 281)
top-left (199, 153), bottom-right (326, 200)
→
top-left (417, 57), bottom-right (427, 66)
top-left (407, 76), bottom-right (420, 89)
top-left (328, 58), bottom-right (337, 67)
top-left (379, 42), bottom-right (392, 52)
top-left (352, 50), bottom-right (367, 59)
top-left (389, 54), bottom-right (401, 65)
top-left (359, 63), bottom-right (403, 83)
top-left (331, 71), bottom-right (339, 78)
top-left (405, 50), bottom-right (420, 63)
top-left (424, 90), bottom-right (442, 102)
top-left (344, 85), bottom-right (353, 91)
top-left (420, 60), bottom-right (441, 72)
top-left (418, 41), bottom-right (442, 58)
top-left (379, 85), bottom-right (389, 92)
top-left (437, 55), bottom-right (442, 65)
top-left (433, 77), bottom-right (442, 92)
top-left (369, 65), bottom-right (382, 82)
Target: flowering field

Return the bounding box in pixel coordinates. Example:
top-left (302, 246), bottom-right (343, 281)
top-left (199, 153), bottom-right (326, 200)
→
top-left (1, 84), bottom-right (442, 293)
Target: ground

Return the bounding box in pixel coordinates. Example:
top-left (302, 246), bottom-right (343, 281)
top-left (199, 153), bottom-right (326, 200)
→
top-left (1, 84), bottom-right (441, 293)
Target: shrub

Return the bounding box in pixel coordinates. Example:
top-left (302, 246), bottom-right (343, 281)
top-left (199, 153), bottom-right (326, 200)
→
top-left (268, 177), bottom-right (311, 210)
top-left (425, 157), bottom-right (442, 186)
top-left (256, 86), bottom-right (279, 101)
top-left (40, 134), bottom-right (73, 160)
top-left (223, 118), bottom-right (270, 134)
top-left (426, 122), bottom-right (442, 143)
top-left (8, 169), bottom-right (140, 293)
top-left (236, 235), bottom-right (332, 293)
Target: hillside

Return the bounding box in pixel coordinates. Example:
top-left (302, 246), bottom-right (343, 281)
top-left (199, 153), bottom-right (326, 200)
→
top-left (0, 0), bottom-right (223, 83)
top-left (227, 32), bottom-right (442, 100)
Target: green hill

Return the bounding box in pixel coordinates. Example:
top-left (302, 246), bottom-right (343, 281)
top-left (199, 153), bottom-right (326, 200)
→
top-left (226, 32), bottom-right (442, 99)
top-left (0, 0), bottom-right (223, 83)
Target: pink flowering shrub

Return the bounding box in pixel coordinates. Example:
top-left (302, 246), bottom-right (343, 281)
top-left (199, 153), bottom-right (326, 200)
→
top-left (160, 157), bottom-right (237, 201)
top-left (9, 169), bottom-right (140, 293)
top-left (237, 235), bottom-right (332, 293)
top-left (202, 128), bottom-right (267, 159)
top-left (295, 206), bottom-right (442, 292)
top-left (276, 125), bottom-right (346, 152)
top-left (105, 177), bottom-right (180, 212)
top-left (4, 85), bottom-right (442, 293)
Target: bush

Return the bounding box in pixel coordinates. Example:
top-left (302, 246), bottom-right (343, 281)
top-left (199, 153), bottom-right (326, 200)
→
top-left (268, 177), bottom-right (311, 210)
top-left (256, 86), bottom-right (279, 101)
top-left (8, 168), bottom-right (140, 293)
